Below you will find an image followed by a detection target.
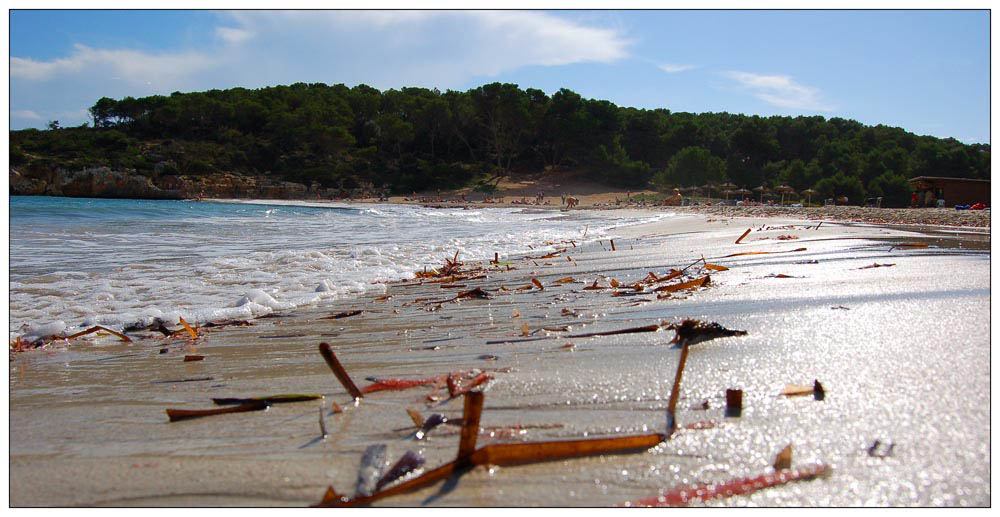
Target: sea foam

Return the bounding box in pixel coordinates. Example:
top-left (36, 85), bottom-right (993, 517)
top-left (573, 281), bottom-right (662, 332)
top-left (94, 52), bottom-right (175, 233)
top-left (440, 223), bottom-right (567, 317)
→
top-left (9, 197), bottom-right (670, 340)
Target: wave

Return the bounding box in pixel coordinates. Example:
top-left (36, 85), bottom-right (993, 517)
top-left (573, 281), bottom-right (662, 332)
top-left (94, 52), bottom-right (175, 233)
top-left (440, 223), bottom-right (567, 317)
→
top-left (9, 199), bottom-right (671, 340)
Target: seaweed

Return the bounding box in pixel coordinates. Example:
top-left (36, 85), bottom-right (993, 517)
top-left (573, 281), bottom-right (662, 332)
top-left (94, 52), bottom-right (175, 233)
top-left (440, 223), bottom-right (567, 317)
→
top-left (567, 324), bottom-right (661, 339)
top-left (166, 401), bottom-right (269, 422)
top-left (665, 319), bottom-right (748, 346)
top-left (178, 317), bottom-right (198, 339)
top-left (415, 413), bottom-right (449, 440)
top-left (406, 408), bottom-right (425, 427)
top-left (322, 310), bottom-right (364, 319)
top-left (212, 394), bottom-right (323, 405)
top-left (362, 376), bottom-right (444, 394)
top-left (623, 463), bottom-right (830, 507)
top-left (665, 320), bottom-right (748, 432)
top-left (201, 319), bottom-right (253, 328)
top-left (773, 444), bottom-right (793, 470)
top-left (64, 325), bottom-right (132, 343)
top-left (725, 389), bottom-right (743, 417)
top-left (653, 276), bottom-right (710, 293)
top-left (457, 391), bottom-right (485, 462)
top-left (858, 263), bottom-right (895, 269)
top-left (723, 247), bottom-right (807, 258)
top-left (415, 250), bottom-right (464, 279)
top-left (781, 379), bottom-right (825, 400)
top-left (355, 444), bottom-right (388, 497)
top-left (375, 451), bottom-right (426, 492)
top-left (315, 391), bottom-right (669, 507)
top-left (319, 406), bottom-right (328, 438)
top-left (151, 377), bottom-right (215, 384)
top-left (319, 342), bottom-right (363, 400)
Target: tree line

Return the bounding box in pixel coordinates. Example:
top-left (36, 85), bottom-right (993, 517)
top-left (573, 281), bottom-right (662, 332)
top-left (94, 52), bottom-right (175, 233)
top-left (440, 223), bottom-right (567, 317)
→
top-left (10, 82), bottom-right (990, 206)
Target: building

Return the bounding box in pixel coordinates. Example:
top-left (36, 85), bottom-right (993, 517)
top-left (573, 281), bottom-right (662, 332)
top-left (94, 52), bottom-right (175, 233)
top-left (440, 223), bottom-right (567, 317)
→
top-left (907, 176), bottom-right (990, 207)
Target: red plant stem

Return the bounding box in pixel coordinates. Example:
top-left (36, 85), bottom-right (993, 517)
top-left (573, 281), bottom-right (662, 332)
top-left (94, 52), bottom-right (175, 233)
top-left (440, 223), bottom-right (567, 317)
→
top-left (361, 376), bottom-right (446, 394)
top-left (457, 391), bottom-right (485, 463)
top-left (667, 343), bottom-right (690, 420)
top-left (624, 463), bottom-right (830, 507)
top-left (448, 373), bottom-right (492, 398)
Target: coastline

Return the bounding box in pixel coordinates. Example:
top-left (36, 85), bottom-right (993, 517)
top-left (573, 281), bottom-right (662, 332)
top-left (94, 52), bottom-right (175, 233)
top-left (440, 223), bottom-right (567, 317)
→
top-left (223, 195), bottom-right (992, 230)
top-left (9, 204), bottom-right (992, 507)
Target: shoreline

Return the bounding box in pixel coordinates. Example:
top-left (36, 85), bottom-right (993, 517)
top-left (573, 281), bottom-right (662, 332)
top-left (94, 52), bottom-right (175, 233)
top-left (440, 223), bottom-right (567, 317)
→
top-left (221, 195), bottom-right (992, 230)
top-left (9, 204), bottom-right (992, 507)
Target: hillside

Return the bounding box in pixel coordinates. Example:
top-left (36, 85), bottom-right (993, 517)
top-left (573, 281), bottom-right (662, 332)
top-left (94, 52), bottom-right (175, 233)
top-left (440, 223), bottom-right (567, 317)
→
top-left (9, 82), bottom-right (990, 207)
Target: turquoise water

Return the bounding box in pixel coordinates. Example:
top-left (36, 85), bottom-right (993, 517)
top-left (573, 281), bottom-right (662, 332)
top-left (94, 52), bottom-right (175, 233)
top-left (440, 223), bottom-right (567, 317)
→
top-left (9, 196), bottom-right (670, 339)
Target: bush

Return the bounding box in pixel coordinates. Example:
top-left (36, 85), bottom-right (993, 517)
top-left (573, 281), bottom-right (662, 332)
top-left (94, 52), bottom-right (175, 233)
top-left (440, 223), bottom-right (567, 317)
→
top-left (593, 143), bottom-right (652, 189)
top-left (867, 172), bottom-right (912, 208)
top-left (10, 146), bottom-right (28, 167)
top-left (654, 146), bottom-right (727, 190)
top-left (813, 172), bottom-right (865, 205)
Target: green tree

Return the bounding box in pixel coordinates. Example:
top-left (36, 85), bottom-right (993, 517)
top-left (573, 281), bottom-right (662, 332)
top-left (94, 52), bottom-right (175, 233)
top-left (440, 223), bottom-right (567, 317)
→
top-left (653, 146), bottom-right (726, 190)
top-left (13, 81), bottom-right (992, 200)
top-left (469, 82), bottom-right (530, 173)
top-left (814, 172), bottom-right (865, 205)
top-left (535, 88), bottom-right (586, 169)
top-left (594, 141), bottom-right (651, 188)
top-left (867, 172), bottom-right (913, 208)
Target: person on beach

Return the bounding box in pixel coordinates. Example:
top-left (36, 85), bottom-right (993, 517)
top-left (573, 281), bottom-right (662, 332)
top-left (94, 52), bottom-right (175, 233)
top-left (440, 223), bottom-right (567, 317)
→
top-left (663, 188), bottom-right (683, 206)
top-left (911, 191), bottom-right (919, 208)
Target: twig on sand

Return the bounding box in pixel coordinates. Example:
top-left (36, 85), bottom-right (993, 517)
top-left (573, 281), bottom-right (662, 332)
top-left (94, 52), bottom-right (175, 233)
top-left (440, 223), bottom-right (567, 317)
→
top-left (319, 342), bottom-right (363, 400)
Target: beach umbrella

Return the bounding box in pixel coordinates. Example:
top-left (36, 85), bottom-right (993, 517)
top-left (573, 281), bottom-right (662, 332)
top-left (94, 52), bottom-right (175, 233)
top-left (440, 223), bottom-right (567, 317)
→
top-left (801, 189), bottom-right (817, 205)
top-left (754, 185), bottom-right (771, 202)
top-left (775, 185), bottom-right (796, 205)
top-left (733, 188), bottom-right (752, 203)
top-left (722, 189), bottom-right (736, 202)
top-left (719, 182), bottom-right (737, 191)
top-left (680, 186), bottom-right (702, 195)
top-left (700, 184), bottom-right (713, 199)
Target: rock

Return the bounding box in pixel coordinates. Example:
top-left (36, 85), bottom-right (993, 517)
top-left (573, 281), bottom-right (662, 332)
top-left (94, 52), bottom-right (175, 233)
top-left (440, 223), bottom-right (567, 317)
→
top-left (11, 166), bottom-right (183, 199)
top-left (12, 166), bottom-right (334, 201)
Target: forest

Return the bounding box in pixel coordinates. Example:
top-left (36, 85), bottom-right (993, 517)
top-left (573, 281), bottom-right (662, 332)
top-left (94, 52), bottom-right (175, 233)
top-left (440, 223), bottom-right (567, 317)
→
top-left (10, 81), bottom-right (991, 207)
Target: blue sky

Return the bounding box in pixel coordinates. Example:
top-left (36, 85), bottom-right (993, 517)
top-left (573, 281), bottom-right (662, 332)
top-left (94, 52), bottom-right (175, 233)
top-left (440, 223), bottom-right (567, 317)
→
top-left (8, 9), bottom-right (991, 144)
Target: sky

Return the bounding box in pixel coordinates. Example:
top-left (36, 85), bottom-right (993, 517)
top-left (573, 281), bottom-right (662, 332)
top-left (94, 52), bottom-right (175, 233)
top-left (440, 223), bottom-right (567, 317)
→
top-left (7, 8), bottom-right (992, 144)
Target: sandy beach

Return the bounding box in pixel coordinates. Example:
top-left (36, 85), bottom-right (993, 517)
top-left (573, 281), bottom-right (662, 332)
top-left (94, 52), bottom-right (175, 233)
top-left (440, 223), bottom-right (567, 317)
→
top-left (372, 174), bottom-right (992, 229)
top-left (8, 204), bottom-right (991, 507)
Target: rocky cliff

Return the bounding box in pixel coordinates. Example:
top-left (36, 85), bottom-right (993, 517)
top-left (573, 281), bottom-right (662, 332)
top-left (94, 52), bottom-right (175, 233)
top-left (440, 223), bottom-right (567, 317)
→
top-left (10, 167), bottom-right (335, 200)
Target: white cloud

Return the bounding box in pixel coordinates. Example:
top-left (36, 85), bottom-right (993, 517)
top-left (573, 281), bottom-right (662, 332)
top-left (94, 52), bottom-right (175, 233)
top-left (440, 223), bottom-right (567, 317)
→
top-left (10, 110), bottom-right (42, 120)
top-left (11, 43), bottom-right (218, 88)
top-left (11, 109), bottom-right (42, 120)
top-left (11, 11), bottom-right (632, 128)
top-left (722, 71), bottom-right (833, 112)
top-left (658, 63), bottom-right (696, 73)
top-left (217, 10), bottom-right (630, 80)
top-left (216, 26), bottom-right (253, 45)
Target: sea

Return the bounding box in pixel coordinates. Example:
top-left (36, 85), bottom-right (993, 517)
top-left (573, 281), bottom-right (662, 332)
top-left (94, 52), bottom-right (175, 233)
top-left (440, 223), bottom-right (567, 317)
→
top-left (8, 196), bottom-right (669, 340)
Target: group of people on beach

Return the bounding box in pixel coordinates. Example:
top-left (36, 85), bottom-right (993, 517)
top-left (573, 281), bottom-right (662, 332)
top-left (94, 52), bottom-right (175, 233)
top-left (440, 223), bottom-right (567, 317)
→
top-left (509, 197), bottom-right (552, 206)
top-left (911, 190), bottom-right (945, 208)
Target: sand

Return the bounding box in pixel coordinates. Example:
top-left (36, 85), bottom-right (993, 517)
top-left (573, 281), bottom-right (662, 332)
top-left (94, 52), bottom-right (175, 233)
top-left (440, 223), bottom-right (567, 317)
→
top-left (8, 207), bottom-right (992, 507)
top-left (367, 176), bottom-right (991, 230)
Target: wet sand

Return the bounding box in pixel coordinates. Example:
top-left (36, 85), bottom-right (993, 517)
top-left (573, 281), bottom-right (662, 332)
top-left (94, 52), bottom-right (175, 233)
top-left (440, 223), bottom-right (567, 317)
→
top-left (8, 210), bottom-right (991, 507)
